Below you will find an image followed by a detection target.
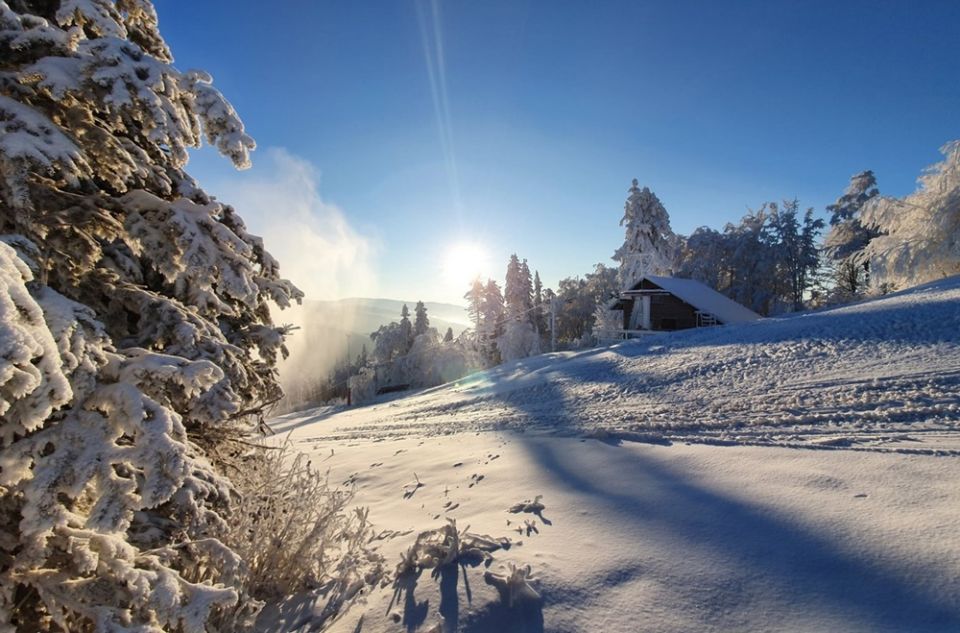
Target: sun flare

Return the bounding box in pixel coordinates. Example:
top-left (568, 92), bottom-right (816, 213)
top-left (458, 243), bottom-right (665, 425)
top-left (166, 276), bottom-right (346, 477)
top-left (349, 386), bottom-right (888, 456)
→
top-left (441, 241), bottom-right (491, 287)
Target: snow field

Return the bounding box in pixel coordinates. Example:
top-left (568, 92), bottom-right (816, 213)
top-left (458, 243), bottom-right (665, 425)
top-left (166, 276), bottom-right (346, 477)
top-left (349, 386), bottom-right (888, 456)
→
top-left (262, 277), bottom-right (960, 631)
top-left (261, 433), bottom-right (960, 633)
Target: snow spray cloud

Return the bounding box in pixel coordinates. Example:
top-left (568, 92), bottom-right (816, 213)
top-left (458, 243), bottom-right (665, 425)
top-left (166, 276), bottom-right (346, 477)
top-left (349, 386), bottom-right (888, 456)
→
top-left (205, 147), bottom-right (378, 407)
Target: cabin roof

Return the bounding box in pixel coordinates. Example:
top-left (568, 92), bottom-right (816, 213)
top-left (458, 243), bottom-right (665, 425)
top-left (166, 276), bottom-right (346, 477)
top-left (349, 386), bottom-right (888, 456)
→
top-left (618, 276), bottom-right (762, 324)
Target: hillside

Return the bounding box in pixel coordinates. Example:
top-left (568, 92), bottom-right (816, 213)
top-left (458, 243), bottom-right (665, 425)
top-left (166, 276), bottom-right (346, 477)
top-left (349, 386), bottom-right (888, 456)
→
top-left (261, 278), bottom-right (960, 632)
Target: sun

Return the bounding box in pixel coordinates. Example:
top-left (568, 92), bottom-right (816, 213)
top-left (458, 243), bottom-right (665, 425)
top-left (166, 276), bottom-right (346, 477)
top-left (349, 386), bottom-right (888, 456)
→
top-left (441, 241), bottom-right (491, 287)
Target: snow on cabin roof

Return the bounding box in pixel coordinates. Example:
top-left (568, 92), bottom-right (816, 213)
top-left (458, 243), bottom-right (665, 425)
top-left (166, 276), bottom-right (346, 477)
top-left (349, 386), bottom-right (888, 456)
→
top-left (626, 276), bottom-right (762, 324)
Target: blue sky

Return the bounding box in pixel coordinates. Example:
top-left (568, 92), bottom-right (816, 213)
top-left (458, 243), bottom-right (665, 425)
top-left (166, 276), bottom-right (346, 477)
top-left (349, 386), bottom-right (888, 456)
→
top-left (155, 0), bottom-right (960, 305)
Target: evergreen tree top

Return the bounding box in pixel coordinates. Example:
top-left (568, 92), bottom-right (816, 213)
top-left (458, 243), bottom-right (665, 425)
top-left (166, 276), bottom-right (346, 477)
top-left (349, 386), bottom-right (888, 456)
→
top-left (614, 179), bottom-right (678, 287)
top-left (828, 170), bottom-right (879, 225)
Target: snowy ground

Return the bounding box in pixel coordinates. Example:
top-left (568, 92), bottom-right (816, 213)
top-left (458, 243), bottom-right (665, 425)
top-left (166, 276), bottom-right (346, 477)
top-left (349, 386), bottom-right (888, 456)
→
top-left (259, 278), bottom-right (960, 632)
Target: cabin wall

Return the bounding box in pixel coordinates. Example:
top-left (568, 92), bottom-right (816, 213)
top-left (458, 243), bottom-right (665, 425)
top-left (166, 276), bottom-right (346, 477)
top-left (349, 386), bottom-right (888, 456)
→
top-left (619, 293), bottom-right (699, 331)
top-left (649, 293), bottom-right (698, 330)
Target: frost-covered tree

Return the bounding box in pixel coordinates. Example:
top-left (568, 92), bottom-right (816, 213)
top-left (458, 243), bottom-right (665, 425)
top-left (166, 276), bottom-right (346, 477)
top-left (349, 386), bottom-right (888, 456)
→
top-left (370, 321), bottom-right (407, 363)
top-left (350, 327), bottom-right (480, 402)
top-left (519, 259), bottom-right (534, 322)
top-left (768, 200), bottom-right (824, 311)
top-left (823, 170), bottom-right (880, 295)
top-left (724, 206), bottom-right (779, 314)
top-left (677, 226), bottom-right (731, 291)
top-left (464, 277), bottom-right (484, 345)
top-left (503, 254), bottom-right (528, 320)
top-left (480, 279), bottom-right (504, 365)
top-left (613, 179), bottom-right (678, 289)
top-left (554, 276), bottom-right (591, 343)
top-left (414, 300), bottom-right (429, 337)
top-left (498, 254), bottom-right (539, 361)
top-left (553, 263), bottom-right (620, 345)
top-left (0, 2), bottom-right (302, 630)
top-left (585, 263), bottom-right (620, 335)
top-left (399, 303), bottom-right (414, 354)
top-left (677, 200), bottom-right (822, 314)
top-left (443, 326), bottom-right (454, 343)
top-left (497, 320), bottom-right (540, 362)
top-left (532, 270), bottom-right (547, 339)
top-left (862, 141), bottom-right (960, 289)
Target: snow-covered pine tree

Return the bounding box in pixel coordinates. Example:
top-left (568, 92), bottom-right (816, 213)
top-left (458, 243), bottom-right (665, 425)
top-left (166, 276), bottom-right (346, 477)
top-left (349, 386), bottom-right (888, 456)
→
top-left (480, 279), bottom-right (504, 365)
top-left (519, 259), bottom-right (534, 322)
top-left (533, 271), bottom-right (550, 350)
top-left (0, 2), bottom-right (301, 630)
top-left (612, 179), bottom-right (678, 290)
top-left (463, 277), bottom-right (483, 330)
top-left (499, 254), bottom-right (539, 362)
top-left (823, 170), bottom-right (880, 295)
top-left (861, 141), bottom-right (960, 289)
top-left (443, 326), bottom-right (454, 343)
top-left (464, 276), bottom-right (484, 345)
top-left (797, 207), bottom-right (825, 306)
top-left (532, 270), bottom-right (547, 338)
top-left (503, 255), bottom-right (522, 319)
top-left (414, 300), bottom-right (429, 337)
top-left (503, 254), bottom-right (535, 322)
top-left (399, 303), bottom-right (413, 354)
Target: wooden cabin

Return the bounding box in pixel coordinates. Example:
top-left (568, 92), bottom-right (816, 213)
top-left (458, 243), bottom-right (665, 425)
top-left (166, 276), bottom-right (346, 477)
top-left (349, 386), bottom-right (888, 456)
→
top-left (609, 276), bottom-right (761, 334)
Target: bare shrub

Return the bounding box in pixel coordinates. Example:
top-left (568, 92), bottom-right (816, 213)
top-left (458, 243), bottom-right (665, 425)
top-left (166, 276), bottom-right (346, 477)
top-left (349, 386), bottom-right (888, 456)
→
top-left (223, 443), bottom-right (385, 629)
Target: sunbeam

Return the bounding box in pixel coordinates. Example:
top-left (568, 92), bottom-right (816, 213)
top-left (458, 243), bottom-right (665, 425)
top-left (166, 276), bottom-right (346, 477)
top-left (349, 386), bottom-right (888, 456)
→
top-left (416, 0), bottom-right (463, 221)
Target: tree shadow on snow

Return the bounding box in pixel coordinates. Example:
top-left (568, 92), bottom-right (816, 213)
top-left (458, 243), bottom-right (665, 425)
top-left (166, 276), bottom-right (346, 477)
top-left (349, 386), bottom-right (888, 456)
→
top-left (431, 554), bottom-right (545, 633)
top-left (516, 437), bottom-right (960, 632)
top-left (457, 565), bottom-right (545, 633)
top-left (459, 598), bottom-right (544, 633)
top-left (438, 563), bottom-right (460, 630)
top-left (388, 570), bottom-right (429, 632)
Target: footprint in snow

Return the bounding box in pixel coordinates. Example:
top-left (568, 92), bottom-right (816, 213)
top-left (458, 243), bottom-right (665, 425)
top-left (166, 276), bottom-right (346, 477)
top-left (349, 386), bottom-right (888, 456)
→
top-left (516, 519), bottom-right (539, 536)
top-left (508, 495), bottom-right (552, 525)
top-left (402, 473), bottom-right (425, 499)
top-left (469, 474), bottom-right (485, 488)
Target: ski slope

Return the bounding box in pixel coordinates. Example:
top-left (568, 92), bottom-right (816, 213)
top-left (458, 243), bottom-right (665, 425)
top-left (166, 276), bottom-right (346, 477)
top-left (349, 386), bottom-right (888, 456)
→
top-left (260, 278), bottom-right (960, 632)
